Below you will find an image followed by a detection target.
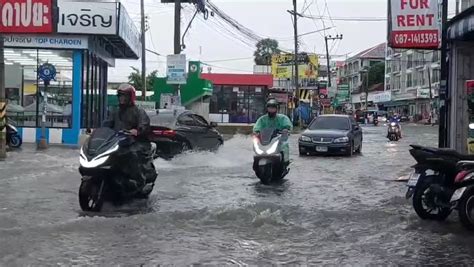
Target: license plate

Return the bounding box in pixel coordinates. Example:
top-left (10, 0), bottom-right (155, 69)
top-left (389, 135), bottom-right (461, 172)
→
top-left (450, 187), bottom-right (467, 202)
top-left (407, 173), bottom-right (421, 187)
top-left (316, 146), bottom-right (328, 152)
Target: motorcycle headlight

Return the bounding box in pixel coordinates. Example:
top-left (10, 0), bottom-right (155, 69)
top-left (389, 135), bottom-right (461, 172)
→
top-left (390, 122), bottom-right (396, 127)
top-left (333, 137), bottom-right (349, 143)
top-left (253, 138), bottom-right (264, 155)
top-left (266, 141), bottom-right (280, 154)
top-left (300, 135), bottom-right (312, 142)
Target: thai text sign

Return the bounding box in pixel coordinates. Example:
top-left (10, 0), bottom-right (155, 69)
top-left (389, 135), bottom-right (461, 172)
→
top-left (271, 53), bottom-right (319, 79)
top-left (3, 34), bottom-right (88, 49)
top-left (167, 54), bottom-right (187, 85)
top-left (388, 0), bottom-right (440, 49)
top-left (0, 0), bottom-right (53, 33)
top-left (58, 1), bottom-right (117, 35)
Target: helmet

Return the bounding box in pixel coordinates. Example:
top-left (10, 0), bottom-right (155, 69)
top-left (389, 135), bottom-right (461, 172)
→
top-left (266, 98), bottom-right (279, 108)
top-left (117, 83), bottom-right (136, 106)
top-left (266, 98), bottom-right (278, 118)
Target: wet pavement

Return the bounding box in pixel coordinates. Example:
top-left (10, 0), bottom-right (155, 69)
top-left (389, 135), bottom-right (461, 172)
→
top-left (1, 124), bottom-right (474, 265)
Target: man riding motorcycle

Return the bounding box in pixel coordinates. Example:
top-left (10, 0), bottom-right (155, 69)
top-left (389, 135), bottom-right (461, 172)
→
top-left (387, 113), bottom-right (402, 138)
top-left (253, 99), bottom-right (293, 167)
top-left (102, 83), bottom-right (152, 192)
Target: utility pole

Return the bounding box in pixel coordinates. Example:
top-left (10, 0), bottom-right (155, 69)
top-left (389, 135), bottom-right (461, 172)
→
top-left (174, 0), bottom-right (182, 54)
top-left (292, 0), bottom-right (299, 97)
top-left (427, 65), bottom-right (433, 125)
top-left (0, 35), bottom-right (6, 160)
top-left (439, 0), bottom-right (448, 148)
top-left (140, 0), bottom-right (147, 100)
top-left (325, 35), bottom-right (343, 88)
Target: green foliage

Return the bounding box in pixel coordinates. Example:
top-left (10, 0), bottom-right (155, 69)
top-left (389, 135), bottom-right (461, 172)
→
top-left (254, 38), bottom-right (281, 65)
top-left (128, 67), bottom-right (159, 91)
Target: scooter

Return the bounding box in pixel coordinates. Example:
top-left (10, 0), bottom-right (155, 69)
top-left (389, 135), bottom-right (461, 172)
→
top-left (78, 127), bottom-right (158, 212)
top-left (450, 161), bottom-right (474, 230)
top-left (387, 121), bottom-right (400, 141)
top-left (406, 145), bottom-right (474, 221)
top-left (252, 127), bottom-right (290, 185)
top-left (6, 121), bottom-right (22, 148)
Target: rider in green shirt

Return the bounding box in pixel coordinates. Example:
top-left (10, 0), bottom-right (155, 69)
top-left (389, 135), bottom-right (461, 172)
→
top-left (253, 99), bottom-right (293, 166)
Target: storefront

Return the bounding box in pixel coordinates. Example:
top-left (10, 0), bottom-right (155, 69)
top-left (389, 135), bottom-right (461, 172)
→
top-left (447, 7), bottom-right (474, 152)
top-left (3, 1), bottom-right (141, 146)
top-left (202, 73), bottom-right (273, 123)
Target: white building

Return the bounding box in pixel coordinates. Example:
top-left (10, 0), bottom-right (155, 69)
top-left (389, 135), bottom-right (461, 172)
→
top-left (385, 48), bottom-right (441, 122)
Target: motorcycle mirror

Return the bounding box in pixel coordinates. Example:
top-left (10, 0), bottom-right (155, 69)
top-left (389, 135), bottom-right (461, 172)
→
top-left (469, 123), bottom-right (474, 130)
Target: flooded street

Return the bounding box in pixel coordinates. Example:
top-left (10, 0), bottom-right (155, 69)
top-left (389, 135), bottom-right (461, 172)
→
top-left (1, 125), bottom-right (474, 265)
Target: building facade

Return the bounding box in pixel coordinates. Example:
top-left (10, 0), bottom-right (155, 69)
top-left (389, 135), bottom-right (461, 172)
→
top-left (385, 48), bottom-right (441, 122)
top-left (3, 1), bottom-right (141, 146)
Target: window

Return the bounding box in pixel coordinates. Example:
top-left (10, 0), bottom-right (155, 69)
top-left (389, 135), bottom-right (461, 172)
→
top-left (177, 114), bottom-right (196, 126)
top-left (407, 73), bottom-right (413, 88)
top-left (419, 70), bottom-right (425, 86)
top-left (432, 69), bottom-right (440, 83)
top-left (407, 54), bottom-right (413, 69)
top-left (5, 48), bottom-right (73, 128)
top-left (432, 51), bottom-right (439, 62)
top-left (192, 114), bottom-right (209, 127)
top-left (309, 117), bottom-right (350, 131)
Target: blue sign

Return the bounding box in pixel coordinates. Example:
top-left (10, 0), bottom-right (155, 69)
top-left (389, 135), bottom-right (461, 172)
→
top-left (38, 63), bottom-right (57, 82)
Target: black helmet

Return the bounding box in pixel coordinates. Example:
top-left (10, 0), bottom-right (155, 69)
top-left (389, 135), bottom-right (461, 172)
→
top-left (266, 99), bottom-right (279, 108)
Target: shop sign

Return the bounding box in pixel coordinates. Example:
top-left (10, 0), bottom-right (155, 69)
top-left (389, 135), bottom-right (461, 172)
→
top-left (271, 53), bottom-right (319, 79)
top-left (373, 91), bottom-right (392, 103)
top-left (118, 3), bottom-right (141, 58)
top-left (417, 88), bottom-right (431, 98)
top-left (3, 34), bottom-right (88, 49)
top-left (167, 54), bottom-right (187, 85)
top-left (0, 0), bottom-right (53, 33)
top-left (57, 1), bottom-right (117, 35)
top-left (38, 63), bottom-right (56, 82)
top-left (466, 80), bottom-right (474, 95)
top-left (388, 0), bottom-right (440, 49)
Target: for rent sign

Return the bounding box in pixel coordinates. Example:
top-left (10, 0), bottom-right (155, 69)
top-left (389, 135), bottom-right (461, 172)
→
top-left (388, 0), bottom-right (440, 49)
top-left (0, 0), bottom-right (53, 33)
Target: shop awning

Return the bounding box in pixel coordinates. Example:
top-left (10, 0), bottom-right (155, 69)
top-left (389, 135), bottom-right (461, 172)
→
top-left (448, 6), bottom-right (474, 41)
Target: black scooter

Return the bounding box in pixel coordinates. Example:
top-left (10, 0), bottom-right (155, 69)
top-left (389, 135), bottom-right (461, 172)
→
top-left (78, 128), bottom-right (158, 212)
top-left (406, 145), bottom-right (474, 221)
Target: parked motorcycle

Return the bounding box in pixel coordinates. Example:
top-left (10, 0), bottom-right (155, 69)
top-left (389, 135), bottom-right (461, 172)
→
top-left (6, 121), bottom-right (22, 148)
top-left (253, 127), bottom-right (290, 185)
top-left (405, 145), bottom-right (474, 221)
top-left (450, 161), bottom-right (474, 230)
top-left (78, 127), bottom-right (158, 212)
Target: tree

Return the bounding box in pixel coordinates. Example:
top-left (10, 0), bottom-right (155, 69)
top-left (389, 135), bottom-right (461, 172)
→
top-left (367, 62), bottom-right (385, 88)
top-left (254, 38), bottom-right (280, 65)
top-left (128, 67), bottom-right (159, 92)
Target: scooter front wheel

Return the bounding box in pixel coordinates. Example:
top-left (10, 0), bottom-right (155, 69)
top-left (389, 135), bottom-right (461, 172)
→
top-left (8, 134), bottom-right (22, 148)
top-left (79, 177), bottom-right (106, 212)
top-left (258, 164), bottom-right (272, 185)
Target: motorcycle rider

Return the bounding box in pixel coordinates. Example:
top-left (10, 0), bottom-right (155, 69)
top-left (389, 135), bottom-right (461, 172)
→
top-left (102, 83), bottom-right (153, 193)
top-left (253, 99), bottom-right (293, 168)
top-left (388, 112), bottom-right (402, 138)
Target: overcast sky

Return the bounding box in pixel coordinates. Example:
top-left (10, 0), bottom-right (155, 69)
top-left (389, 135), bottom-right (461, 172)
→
top-left (109, 0), bottom-right (456, 82)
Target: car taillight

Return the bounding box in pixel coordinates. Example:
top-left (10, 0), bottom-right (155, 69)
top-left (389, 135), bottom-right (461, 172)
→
top-left (455, 170), bottom-right (469, 183)
top-left (153, 129), bottom-right (176, 138)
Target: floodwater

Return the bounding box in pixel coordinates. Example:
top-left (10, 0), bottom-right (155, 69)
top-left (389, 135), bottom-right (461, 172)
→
top-left (1, 125), bottom-right (474, 265)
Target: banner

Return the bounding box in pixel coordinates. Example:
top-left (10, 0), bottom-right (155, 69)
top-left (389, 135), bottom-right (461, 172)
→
top-left (58, 1), bottom-right (117, 35)
top-left (271, 53), bottom-right (319, 79)
top-left (388, 0), bottom-right (441, 49)
top-left (336, 84), bottom-right (350, 103)
top-left (0, 0), bottom-right (53, 33)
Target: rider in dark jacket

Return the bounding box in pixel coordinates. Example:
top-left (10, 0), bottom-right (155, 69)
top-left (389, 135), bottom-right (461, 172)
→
top-left (102, 84), bottom-right (152, 192)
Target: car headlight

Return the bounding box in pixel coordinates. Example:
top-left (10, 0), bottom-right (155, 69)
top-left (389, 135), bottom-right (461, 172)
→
top-left (333, 137), bottom-right (349, 143)
top-left (300, 135), bottom-right (312, 142)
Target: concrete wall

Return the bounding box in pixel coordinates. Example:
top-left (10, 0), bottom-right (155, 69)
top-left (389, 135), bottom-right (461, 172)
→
top-left (187, 98), bottom-right (210, 121)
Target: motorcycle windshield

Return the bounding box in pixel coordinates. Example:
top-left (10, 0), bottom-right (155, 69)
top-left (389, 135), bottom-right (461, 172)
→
top-left (86, 128), bottom-right (119, 157)
top-left (260, 128), bottom-right (277, 146)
